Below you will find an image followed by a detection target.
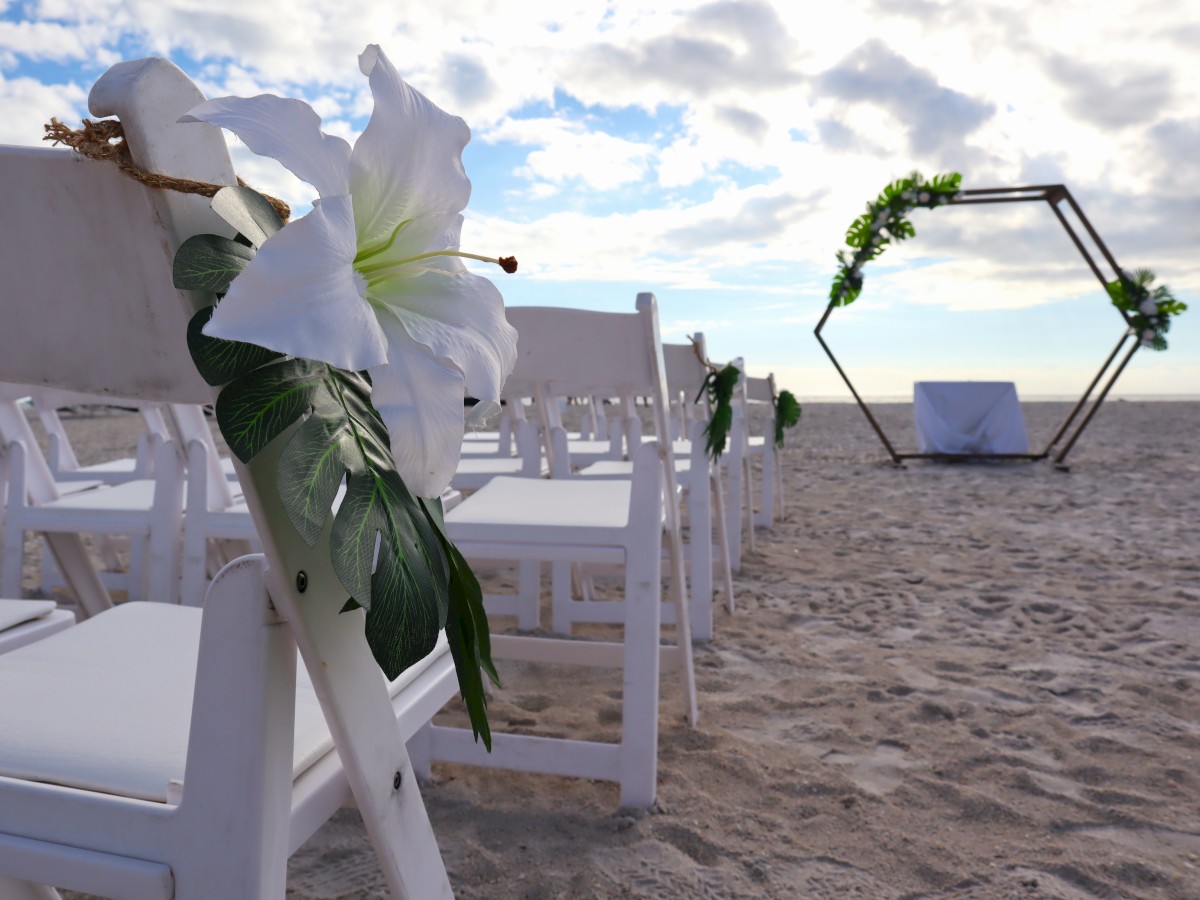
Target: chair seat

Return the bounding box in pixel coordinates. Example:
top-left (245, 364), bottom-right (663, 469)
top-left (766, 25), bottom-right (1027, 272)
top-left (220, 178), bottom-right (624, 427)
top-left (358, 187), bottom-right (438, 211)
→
top-left (0, 598), bottom-right (57, 632)
top-left (577, 457), bottom-right (694, 479)
top-left (445, 475), bottom-right (637, 544)
top-left (0, 600), bottom-right (75, 655)
top-left (68, 458), bottom-right (139, 477)
top-left (0, 602), bottom-right (447, 803)
top-left (458, 443), bottom-right (506, 457)
top-left (28, 478), bottom-right (158, 516)
top-left (450, 457), bottom-right (544, 491)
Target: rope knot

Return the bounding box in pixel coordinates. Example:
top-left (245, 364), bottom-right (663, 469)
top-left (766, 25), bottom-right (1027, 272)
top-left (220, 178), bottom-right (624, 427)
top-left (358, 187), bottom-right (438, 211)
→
top-left (43, 116), bottom-right (291, 224)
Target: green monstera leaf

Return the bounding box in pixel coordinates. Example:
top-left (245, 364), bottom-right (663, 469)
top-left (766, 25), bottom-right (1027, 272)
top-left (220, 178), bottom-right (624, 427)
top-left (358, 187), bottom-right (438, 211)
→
top-left (774, 390), bottom-right (802, 448)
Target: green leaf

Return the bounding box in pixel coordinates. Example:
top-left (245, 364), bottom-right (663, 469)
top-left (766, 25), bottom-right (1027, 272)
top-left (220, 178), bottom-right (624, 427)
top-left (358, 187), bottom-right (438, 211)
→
top-left (845, 213), bottom-right (872, 249)
top-left (421, 496), bottom-right (499, 750)
top-left (215, 357), bottom-right (324, 462)
top-left (354, 469), bottom-right (447, 676)
top-left (187, 305), bottom-right (284, 387)
top-left (699, 364), bottom-right (740, 461)
top-left (276, 404), bottom-right (353, 546)
top-left (774, 389), bottom-right (802, 448)
top-left (172, 233), bottom-right (255, 293)
top-left (210, 185), bottom-right (284, 248)
top-left (1106, 279), bottom-right (1126, 306)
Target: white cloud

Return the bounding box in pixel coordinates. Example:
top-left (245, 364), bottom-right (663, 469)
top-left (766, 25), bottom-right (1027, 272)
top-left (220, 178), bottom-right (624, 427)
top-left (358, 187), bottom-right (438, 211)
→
top-left (485, 116), bottom-right (653, 191)
top-left (2, 0), bottom-right (1196, 394)
top-left (0, 74), bottom-right (87, 146)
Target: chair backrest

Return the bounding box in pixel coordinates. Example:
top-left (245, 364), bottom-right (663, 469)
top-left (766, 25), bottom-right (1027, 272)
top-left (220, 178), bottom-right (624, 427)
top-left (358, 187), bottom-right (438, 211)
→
top-left (0, 56), bottom-right (447, 894)
top-left (744, 372), bottom-right (776, 406)
top-left (662, 334), bottom-right (710, 407)
top-left (506, 302), bottom-right (678, 460)
top-left (662, 333), bottom-right (712, 440)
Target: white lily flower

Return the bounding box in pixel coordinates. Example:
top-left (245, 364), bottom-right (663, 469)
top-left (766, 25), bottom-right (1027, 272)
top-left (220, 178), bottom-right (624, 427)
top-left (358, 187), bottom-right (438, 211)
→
top-left (182, 45), bottom-right (518, 498)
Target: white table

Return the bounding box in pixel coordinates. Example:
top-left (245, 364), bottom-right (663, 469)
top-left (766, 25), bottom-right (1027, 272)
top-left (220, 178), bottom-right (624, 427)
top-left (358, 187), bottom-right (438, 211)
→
top-left (913, 381), bottom-right (1030, 455)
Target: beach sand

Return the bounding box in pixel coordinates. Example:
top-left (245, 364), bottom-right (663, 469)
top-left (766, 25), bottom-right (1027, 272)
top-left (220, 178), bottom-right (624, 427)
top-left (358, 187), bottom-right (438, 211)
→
top-left (36, 400), bottom-right (1200, 898)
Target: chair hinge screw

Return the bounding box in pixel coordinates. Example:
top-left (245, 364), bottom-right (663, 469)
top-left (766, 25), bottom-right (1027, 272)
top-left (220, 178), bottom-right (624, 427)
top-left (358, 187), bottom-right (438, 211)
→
top-left (296, 571), bottom-right (308, 593)
top-left (393, 770), bottom-right (403, 790)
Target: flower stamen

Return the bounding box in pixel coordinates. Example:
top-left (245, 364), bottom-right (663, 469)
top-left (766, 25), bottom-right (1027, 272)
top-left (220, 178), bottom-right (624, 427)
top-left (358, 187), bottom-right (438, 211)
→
top-left (358, 250), bottom-right (518, 279)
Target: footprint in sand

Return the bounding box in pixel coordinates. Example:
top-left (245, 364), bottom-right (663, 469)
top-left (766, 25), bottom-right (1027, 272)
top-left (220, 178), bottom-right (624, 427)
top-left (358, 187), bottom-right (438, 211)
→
top-left (818, 740), bottom-right (920, 796)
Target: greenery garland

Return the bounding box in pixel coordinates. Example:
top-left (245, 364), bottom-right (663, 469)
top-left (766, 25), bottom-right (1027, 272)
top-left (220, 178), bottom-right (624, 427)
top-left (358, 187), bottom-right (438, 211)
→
top-left (173, 186), bottom-right (497, 749)
top-left (1106, 268), bottom-right (1186, 351)
top-left (829, 171), bottom-right (962, 308)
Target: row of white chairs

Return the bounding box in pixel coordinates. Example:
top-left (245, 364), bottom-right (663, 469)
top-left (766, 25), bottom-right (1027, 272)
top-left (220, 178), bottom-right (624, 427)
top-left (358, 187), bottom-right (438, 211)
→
top-left (0, 53), bottom-right (714, 896)
top-left (0, 55), bottom-right (800, 897)
top-left (0, 388), bottom-right (254, 610)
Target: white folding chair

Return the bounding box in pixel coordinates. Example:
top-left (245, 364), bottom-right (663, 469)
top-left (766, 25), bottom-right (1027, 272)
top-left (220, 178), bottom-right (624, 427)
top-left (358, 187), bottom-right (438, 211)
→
top-left (450, 418), bottom-right (544, 491)
top-left (30, 388), bottom-right (166, 486)
top-left (444, 297), bottom-right (700, 765)
top-left (0, 394), bottom-right (183, 606)
top-left (171, 403), bottom-right (260, 607)
top-left (0, 55), bottom-right (459, 897)
top-left (565, 335), bottom-right (737, 639)
top-left (741, 370), bottom-right (785, 529)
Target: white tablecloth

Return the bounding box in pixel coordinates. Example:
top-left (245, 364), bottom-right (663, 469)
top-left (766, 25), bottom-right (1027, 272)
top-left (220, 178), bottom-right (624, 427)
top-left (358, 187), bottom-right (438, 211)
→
top-left (913, 382), bottom-right (1030, 455)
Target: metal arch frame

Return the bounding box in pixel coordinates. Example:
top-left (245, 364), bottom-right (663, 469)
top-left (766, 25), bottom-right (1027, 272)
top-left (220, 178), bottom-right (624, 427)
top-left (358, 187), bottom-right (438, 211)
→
top-left (813, 184), bottom-right (1140, 468)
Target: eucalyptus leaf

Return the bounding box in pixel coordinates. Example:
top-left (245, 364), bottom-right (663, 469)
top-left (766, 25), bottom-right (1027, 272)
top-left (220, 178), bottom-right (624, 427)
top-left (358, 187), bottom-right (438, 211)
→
top-left (187, 305), bottom-right (284, 387)
top-left (172, 233), bottom-right (256, 293)
top-left (210, 184), bottom-right (284, 248)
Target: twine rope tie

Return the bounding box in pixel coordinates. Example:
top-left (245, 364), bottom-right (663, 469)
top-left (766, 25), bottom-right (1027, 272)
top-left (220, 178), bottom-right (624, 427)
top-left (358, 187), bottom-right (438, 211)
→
top-left (44, 117), bottom-right (291, 223)
top-left (687, 334), bottom-right (719, 374)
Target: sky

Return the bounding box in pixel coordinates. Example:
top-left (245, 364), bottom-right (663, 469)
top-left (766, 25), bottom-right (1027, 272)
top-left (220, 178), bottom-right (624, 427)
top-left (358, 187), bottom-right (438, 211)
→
top-left (1, 0), bottom-right (1197, 399)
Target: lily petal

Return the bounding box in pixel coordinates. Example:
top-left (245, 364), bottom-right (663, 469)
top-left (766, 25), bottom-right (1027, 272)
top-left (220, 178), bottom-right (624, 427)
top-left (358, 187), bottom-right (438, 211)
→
top-left (371, 314), bottom-right (467, 498)
top-left (183, 95), bottom-right (352, 199)
top-left (374, 265), bottom-right (516, 414)
top-left (351, 45), bottom-right (472, 250)
top-left (204, 195), bottom-right (389, 371)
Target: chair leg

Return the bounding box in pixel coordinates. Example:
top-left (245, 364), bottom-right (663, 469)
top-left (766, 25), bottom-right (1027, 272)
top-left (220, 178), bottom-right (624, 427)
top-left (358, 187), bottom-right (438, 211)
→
top-left (743, 455), bottom-right (756, 554)
top-left (550, 560), bottom-right (573, 635)
top-left (1, 446), bottom-right (27, 598)
top-left (517, 559), bottom-right (540, 631)
top-left (1, 521), bottom-right (24, 599)
top-left (145, 444), bottom-right (183, 604)
top-left (126, 534), bottom-right (147, 604)
top-left (180, 516), bottom-right (209, 608)
top-left (408, 724), bottom-right (433, 781)
top-left (618, 540), bottom-right (661, 808)
top-left (757, 441), bottom-right (777, 528)
top-left (775, 449), bottom-right (785, 521)
top-left (711, 471), bottom-right (735, 616)
top-left (686, 478), bottom-right (713, 642)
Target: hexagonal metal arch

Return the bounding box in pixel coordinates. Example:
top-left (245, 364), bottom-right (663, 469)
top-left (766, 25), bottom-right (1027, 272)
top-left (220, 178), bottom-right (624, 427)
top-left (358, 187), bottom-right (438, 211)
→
top-left (814, 184), bottom-right (1141, 468)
